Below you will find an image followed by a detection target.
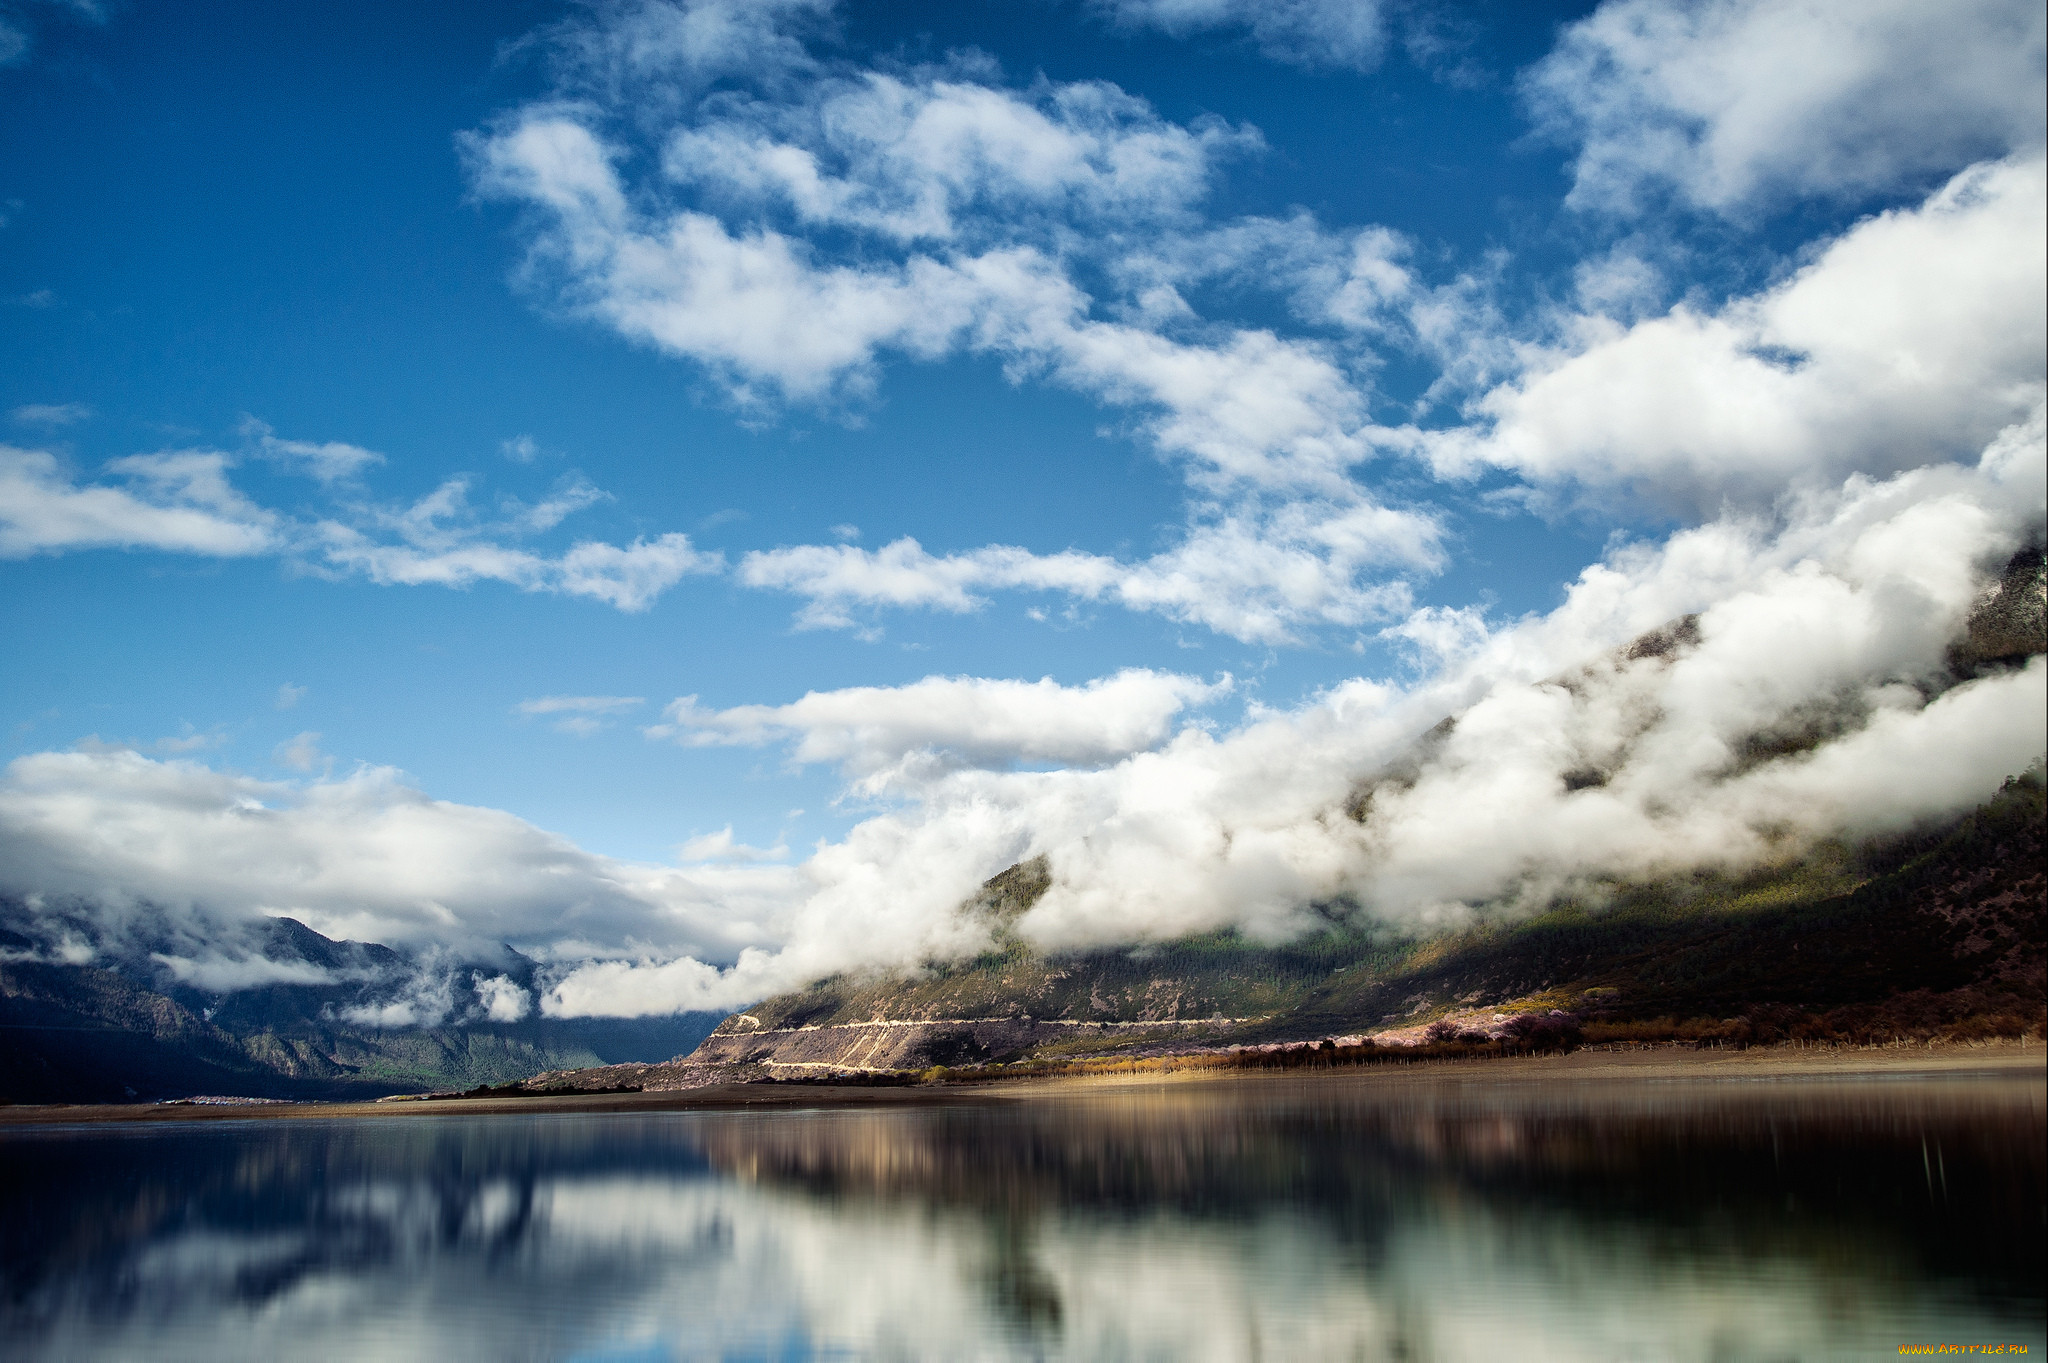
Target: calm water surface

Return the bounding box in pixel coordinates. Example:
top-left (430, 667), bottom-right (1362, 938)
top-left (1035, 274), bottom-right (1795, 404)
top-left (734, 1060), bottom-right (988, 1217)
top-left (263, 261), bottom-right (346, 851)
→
top-left (1, 1071), bottom-right (2041, 1361)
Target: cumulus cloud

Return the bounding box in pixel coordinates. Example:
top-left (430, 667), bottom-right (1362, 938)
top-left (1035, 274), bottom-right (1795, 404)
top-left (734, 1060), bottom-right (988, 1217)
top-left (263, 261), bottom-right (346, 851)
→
top-left (506, 476), bottom-right (611, 533)
top-left (649, 669), bottom-right (1231, 782)
top-left (1427, 155), bottom-right (2047, 511)
top-left (298, 469), bottom-right (717, 610)
top-left (1526, 0), bottom-right (2047, 214)
top-left (0, 446), bottom-right (279, 558)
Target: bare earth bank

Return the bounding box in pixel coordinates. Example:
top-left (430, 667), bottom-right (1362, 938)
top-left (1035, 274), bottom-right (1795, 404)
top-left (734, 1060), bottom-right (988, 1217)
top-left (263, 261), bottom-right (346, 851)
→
top-left (0, 1038), bottom-right (2037, 1126)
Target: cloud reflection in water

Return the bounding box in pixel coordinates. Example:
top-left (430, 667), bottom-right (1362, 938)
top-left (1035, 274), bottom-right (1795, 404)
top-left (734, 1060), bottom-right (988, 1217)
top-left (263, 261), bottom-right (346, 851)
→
top-left (1, 1075), bottom-right (2041, 1360)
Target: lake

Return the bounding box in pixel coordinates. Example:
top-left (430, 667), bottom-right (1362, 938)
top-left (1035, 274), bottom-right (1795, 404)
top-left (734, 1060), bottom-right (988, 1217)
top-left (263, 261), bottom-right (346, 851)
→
top-left (1, 1069), bottom-right (2041, 1361)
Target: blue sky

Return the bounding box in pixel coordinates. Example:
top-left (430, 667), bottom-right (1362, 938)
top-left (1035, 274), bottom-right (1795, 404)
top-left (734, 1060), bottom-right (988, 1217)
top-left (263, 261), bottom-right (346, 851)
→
top-left (0, 0), bottom-right (1613, 858)
top-left (1, 0), bottom-right (2042, 1016)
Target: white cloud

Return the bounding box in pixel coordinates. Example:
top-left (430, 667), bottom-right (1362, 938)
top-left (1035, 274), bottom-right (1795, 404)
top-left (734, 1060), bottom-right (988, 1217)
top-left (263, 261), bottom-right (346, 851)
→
top-left (473, 972), bottom-right (533, 1022)
top-left (150, 951), bottom-right (345, 992)
top-left (459, 0), bottom-right (1492, 660)
top-left (649, 669), bottom-right (1231, 781)
top-left (9, 402), bottom-right (90, 426)
top-left (0, 446), bottom-right (279, 558)
top-left (473, 115), bottom-right (962, 402)
top-left (315, 525), bottom-right (721, 612)
top-left (738, 536), bottom-right (1119, 627)
top-left (739, 496), bottom-right (1438, 644)
top-left (0, 425), bottom-right (724, 612)
top-left (500, 434), bottom-right (541, 462)
top-left (661, 71), bottom-right (1255, 244)
top-left (1525, 0), bottom-right (2047, 214)
top-left (1092, 0), bottom-right (1391, 72)
top-left (1427, 156), bottom-right (2047, 511)
top-left (275, 682), bottom-right (307, 710)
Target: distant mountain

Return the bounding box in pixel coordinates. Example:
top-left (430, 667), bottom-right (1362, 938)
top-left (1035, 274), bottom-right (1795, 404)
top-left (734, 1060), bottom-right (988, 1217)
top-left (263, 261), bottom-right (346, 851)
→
top-left (542, 550), bottom-right (2046, 1087)
top-left (634, 772), bottom-right (2039, 1079)
top-left (0, 917), bottom-right (722, 1104)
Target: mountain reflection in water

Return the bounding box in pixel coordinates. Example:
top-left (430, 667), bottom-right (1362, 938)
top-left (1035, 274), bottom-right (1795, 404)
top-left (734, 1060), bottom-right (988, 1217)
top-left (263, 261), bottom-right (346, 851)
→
top-left (1, 1074), bottom-right (2041, 1361)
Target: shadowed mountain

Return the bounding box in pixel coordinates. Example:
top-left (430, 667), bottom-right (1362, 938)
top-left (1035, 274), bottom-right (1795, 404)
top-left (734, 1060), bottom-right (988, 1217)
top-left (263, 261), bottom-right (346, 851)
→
top-left (0, 919), bottom-right (723, 1104)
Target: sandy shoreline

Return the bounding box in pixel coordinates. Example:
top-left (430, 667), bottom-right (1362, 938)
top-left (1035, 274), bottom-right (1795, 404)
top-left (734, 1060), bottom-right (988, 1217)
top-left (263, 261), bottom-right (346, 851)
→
top-left (1, 1039), bottom-right (2038, 1127)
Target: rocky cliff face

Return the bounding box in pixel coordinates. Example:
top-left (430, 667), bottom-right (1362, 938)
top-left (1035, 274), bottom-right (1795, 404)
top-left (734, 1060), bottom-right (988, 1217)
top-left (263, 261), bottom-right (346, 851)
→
top-left (688, 1014), bottom-right (1237, 1075)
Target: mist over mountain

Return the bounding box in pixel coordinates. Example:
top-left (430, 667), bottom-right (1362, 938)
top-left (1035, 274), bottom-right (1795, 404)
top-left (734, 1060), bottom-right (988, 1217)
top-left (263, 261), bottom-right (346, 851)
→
top-left (0, 906), bottom-right (720, 1103)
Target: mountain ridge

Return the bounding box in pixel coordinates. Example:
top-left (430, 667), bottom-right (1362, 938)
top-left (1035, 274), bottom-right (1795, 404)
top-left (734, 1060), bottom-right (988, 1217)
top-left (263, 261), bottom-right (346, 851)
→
top-left (0, 917), bottom-right (724, 1103)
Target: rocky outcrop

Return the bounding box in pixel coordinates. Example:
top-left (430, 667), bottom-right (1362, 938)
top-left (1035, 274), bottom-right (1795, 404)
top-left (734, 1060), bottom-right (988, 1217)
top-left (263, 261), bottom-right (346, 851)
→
top-left (690, 1013), bottom-right (1237, 1074)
